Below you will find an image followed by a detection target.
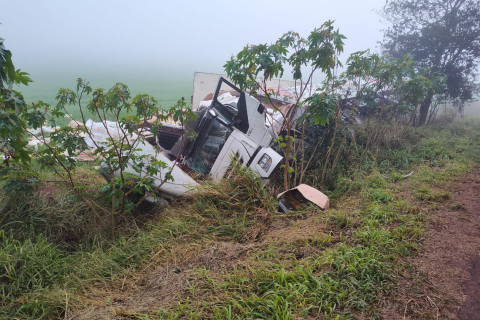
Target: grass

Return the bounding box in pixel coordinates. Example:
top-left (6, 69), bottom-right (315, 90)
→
top-left (0, 116), bottom-right (479, 319)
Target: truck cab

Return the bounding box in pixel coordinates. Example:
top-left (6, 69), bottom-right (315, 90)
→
top-left (100, 76), bottom-right (283, 199)
top-left (177, 77), bottom-right (281, 181)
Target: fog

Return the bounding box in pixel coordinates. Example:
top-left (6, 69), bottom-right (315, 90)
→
top-left (2, 0), bottom-right (386, 83)
top-left (4, 0), bottom-right (480, 115)
top-left (464, 101), bottom-right (480, 116)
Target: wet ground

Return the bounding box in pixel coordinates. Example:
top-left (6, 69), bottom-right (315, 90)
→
top-left (383, 170), bottom-right (480, 319)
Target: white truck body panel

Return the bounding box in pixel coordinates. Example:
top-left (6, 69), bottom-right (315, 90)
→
top-left (209, 130), bottom-right (253, 182)
top-left (119, 140), bottom-right (199, 197)
top-left (243, 94), bottom-right (273, 147)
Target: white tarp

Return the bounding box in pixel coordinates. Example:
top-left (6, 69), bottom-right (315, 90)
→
top-left (83, 119), bottom-right (138, 151)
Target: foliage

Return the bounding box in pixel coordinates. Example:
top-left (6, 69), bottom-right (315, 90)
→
top-left (284, 51), bottom-right (444, 191)
top-left (0, 231), bottom-right (70, 319)
top-left (338, 51), bottom-right (444, 119)
top-left (2, 23), bottom-right (480, 320)
top-left (224, 22), bottom-right (440, 191)
top-left (26, 79), bottom-right (197, 227)
top-left (380, 0), bottom-right (480, 124)
top-left (1, 112), bottom-right (479, 319)
top-left (0, 38), bottom-right (33, 168)
top-left (224, 21), bottom-right (346, 190)
top-left (1, 39), bottom-right (197, 223)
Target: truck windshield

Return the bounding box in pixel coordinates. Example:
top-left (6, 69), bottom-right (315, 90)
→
top-left (186, 118), bottom-right (232, 176)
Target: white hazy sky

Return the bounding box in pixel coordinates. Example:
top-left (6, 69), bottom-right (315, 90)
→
top-left (1, 0), bottom-right (387, 81)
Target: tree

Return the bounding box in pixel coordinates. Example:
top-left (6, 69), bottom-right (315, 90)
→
top-left (1, 38), bottom-right (196, 227)
top-left (26, 79), bottom-right (197, 227)
top-left (0, 38), bottom-right (33, 166)
top-left (225, 21), bottom-right (345, 190)
top-left (0, 38), bottom-right (39, 196)
top-left (380, 0), bottom-right (480, 125)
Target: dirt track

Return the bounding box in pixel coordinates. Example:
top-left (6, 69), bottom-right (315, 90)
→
top-left (384, 170), bottom-right (480, 319)
top-left (452, 171), bottom-right (480, 319)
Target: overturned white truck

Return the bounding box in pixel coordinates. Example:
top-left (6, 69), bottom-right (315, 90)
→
top-left (100, 75), bottom-right (287, 199)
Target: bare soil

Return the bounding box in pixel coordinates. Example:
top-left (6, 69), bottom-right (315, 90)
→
top-left (382, 170), bottom-right (480, 319)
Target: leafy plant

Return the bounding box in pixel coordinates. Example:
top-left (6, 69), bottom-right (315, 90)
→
top-left (224, 21), bottom-right (345, 190)
top-left (26, 79), bottom-right (197, 227)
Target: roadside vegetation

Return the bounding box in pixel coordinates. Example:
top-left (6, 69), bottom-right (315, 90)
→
top-left (1, 114), bottom-right (479, 319)
top-left (2, 3), bottom-right (480, 317)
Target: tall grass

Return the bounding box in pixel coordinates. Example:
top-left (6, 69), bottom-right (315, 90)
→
top-left (0, 116), bottom-right (479, 319)
top-left (190, 164), bottom-right (277, 242)
top-left (0, 162), bottom-right (279, 319)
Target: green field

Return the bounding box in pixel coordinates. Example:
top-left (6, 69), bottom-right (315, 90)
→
top-left (19, 75), bottom-right (193, 126)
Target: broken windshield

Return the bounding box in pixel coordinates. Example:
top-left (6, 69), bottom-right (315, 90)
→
top-left (186, 117), bottom-right (232, 176)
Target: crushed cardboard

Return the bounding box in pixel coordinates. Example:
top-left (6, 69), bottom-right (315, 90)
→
top-left (68, 120), bottom-right (84, 129)
top-left (277, 184), bottom-right (329, 210)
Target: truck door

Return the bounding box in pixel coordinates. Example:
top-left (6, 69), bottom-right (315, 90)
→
top-left (209, 131), bottom-right (254, 182)
top-left (184, 111), bottom-right (233, 176)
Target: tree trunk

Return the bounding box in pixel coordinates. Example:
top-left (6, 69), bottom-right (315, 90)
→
top-left (418, 91), bottom-right (434, 126)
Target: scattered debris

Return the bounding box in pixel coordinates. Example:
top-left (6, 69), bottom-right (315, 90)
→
top-left (381, 171), bottom-right (414, 179)
top-left (68, 120), bottom-right (84, 129)
top-left (77, 150), bottom-right (97, 162)
top-left (403, 171), bottom-right (414, 178)
top-left (27, 126), bottom-right (60, 136)
top-left (27, 138), bottom-right (49, 150)
top-left (277, 184), bottom-right (329, 212)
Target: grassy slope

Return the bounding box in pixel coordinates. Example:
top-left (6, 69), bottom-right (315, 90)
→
top-left (1, 116), bottom-right (480, 319)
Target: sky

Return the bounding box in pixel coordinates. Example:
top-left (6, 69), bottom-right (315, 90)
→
top-left (1, 0), bottom-right (388, 82)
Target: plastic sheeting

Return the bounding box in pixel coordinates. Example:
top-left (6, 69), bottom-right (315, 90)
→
top-left (83, 119), bottom-right (138, 151)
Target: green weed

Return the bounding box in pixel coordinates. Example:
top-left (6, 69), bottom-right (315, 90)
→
top-left (414, 185), bottom-right (451, 202)
top-left (366, 188), bottom-right (394, 204)
top-left (1, 117), bottom-right (480, 319)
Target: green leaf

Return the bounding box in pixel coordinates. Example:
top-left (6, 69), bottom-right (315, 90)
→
top-left (4, 50), bottom-right (15, 82)
top-left (13, 69), bottom-right (32, 86)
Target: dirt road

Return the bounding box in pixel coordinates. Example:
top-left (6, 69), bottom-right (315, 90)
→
top-left (384, 170), bottom-right (480, 319)
top-left (452, 171), bottom-right (480, 319)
